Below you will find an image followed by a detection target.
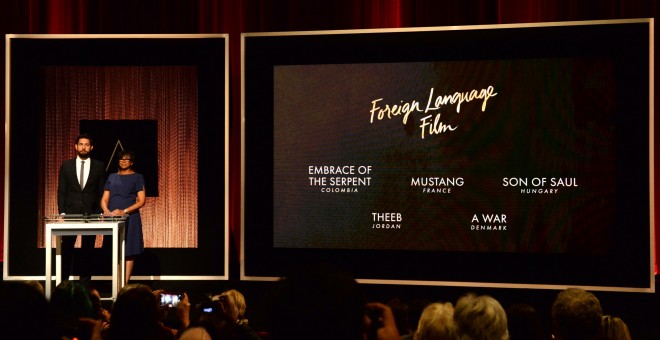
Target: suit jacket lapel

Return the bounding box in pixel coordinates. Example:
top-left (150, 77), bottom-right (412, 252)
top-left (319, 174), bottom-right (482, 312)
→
top-left (67, 159), bottom-right (83, 192)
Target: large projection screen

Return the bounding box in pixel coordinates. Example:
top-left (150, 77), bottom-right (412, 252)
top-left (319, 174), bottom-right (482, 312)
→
top-left (4, 34), bottom-right (229, 281)
top-left (241, 19), bottom-right (655, 292)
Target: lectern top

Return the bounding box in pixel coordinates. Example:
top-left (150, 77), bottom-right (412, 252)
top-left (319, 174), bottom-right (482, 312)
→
top-left (44, 214), bottom-right (128, 222)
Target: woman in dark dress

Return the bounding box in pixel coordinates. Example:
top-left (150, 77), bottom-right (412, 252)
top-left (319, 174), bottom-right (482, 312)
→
top-left (101, 150), bottom-right (146, 285)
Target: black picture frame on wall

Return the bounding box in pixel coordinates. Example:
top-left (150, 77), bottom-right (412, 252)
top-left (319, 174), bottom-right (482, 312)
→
top-left (241, 19), bottom-right (654, 292)
top-left (4, 34), bottom-right (229, 281)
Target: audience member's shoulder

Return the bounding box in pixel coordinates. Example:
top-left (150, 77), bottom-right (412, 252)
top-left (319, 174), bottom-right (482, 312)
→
top-left (506, 303), bottom-right (544, 340)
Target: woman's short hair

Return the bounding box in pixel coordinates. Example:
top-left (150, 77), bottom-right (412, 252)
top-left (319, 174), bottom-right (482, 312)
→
top-left (454, 293), bottom-right (509, 340)
top-left (414, 302), bottom-right (457, 340)
top-left (118, 150), bottom-right (135, 162)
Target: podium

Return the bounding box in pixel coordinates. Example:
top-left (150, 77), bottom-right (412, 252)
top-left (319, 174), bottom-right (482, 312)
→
top-left (44, 214), bottom-right (126, 300)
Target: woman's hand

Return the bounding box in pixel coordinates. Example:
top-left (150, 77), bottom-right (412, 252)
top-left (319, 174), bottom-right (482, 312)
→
top-left (109, 209), bottom-right (125, 215)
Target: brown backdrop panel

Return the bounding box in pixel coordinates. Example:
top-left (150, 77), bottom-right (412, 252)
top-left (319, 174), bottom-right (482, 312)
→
top-left (38, 66), bottom-right (198, 248)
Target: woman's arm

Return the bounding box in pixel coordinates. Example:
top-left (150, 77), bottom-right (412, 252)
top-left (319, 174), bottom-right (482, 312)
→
top-left (100, 190), bottom-right (111, 215)
top-left (122, 189), bottom-right (146, 215)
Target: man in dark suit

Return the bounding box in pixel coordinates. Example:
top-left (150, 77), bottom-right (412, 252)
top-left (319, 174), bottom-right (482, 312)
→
top-left (57, 133), bottom-right (106, 283)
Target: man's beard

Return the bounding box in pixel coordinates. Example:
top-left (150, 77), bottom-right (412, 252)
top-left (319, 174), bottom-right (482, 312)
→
top-left (77, 150), bottom-right (90, 159)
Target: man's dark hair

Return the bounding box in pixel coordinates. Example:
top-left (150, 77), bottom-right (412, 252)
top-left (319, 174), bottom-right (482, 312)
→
top-left (551, 288), bottom-right (603, 340)
top-left (75, 133), bottom-right (94, 146)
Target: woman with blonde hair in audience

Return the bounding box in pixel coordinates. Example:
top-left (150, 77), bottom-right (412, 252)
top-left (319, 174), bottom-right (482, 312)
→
top-left (414, 302), bottom-right (457, 340)
top-left (215, 289), bottom-right (248, 325)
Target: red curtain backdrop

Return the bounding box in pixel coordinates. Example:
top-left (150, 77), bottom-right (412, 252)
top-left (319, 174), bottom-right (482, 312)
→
top-left (0, 0), bottom-right (657, 272)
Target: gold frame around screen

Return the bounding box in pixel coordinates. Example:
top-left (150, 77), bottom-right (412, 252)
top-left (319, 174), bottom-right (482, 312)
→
top-left (240, 19), bottom-right (655, 292)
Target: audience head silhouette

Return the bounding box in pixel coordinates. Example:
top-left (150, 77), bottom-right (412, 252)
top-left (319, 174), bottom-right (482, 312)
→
top-left (216, 288), bottom-right (247, 322)
top-left (0, 281), bottom-right (56, 340)
top-left (414, 301), bottom-right (457, 340)
top-left (49, 280), bottom-right (95, 339)
top-left (267, 263), bottom-right (367, 340)
top-left (601, 315), bottom-right (631, 340)
top-left (551, 288), bottom-right (603, 340)
top-left (387, 297), bottom-right (410, 336)
top-left (107, 283), bottom-right (174, 340)
top-left (454, 293), bottom-right (509, 340)
top-left (506, 303), bottom-right (544, 340)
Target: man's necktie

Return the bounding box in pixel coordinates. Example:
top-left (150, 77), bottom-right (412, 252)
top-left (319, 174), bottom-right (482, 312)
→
top-left (80, 160), bottom-right (85, 189)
